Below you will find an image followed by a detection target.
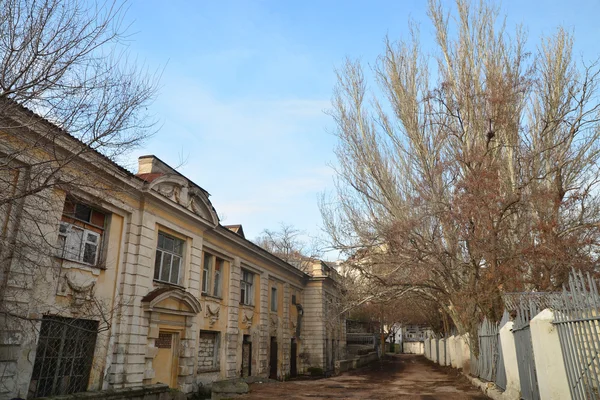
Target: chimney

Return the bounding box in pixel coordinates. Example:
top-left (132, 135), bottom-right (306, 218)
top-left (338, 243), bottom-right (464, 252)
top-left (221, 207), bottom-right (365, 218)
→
top-left (137, 155), bottom-right (177, 175)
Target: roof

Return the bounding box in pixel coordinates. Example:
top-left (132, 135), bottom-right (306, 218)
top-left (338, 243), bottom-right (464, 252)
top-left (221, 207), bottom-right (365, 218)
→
top-left (2, 99), bottom-right (309, 280)
top-left (1, 98), bottom-right (140, 181)
top-left (224, 224), bottom-right (245, 238)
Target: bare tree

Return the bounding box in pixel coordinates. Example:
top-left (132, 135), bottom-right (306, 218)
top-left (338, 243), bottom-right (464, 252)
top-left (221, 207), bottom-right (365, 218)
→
top-left (254, 223), bottom-right (324, 271)
top-left (0, 0), bottom-right (158, 393)
top-left (321, 0), bottom-right (600, 338)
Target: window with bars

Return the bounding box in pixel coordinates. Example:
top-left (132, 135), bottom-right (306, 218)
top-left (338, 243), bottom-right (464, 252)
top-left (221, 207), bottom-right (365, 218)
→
top-left (154, 232), bottom-right (184, 285)
top-left (240, 269), bottom-right (254, 305)
top-left (29, 316), bottom-right (98, 398)
top-left (57, 200), bottom-right (106, 266)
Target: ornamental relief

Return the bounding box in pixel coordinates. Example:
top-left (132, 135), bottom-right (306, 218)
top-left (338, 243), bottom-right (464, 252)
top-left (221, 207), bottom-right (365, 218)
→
top-left (205, 302), bottom-right (220, 327)
top-left (242, 310), bottom-right (254, 328)
top-left (151, 178), bottom-right (217, 225)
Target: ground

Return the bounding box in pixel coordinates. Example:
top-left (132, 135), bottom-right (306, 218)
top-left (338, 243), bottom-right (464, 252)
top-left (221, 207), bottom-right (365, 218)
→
top-left (238, 354), bottom-right (488, 400)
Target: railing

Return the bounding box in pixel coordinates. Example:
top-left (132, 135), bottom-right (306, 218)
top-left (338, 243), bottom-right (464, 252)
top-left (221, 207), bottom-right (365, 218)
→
top-left (346, 333), bottom-right (376, 346)
top-left (553, 270), bottom-right (600, 400)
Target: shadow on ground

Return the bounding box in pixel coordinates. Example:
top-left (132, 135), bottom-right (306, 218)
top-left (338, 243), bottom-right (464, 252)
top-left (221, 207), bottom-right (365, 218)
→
top-left (237, 354), bottom-right (488, 400)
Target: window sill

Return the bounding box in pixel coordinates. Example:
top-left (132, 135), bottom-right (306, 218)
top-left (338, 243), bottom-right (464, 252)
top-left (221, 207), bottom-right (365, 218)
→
top-left (153, 279), bottom-right (186, 290)
top-left (201, 293), bottom-right (223, 301)
top-left (197, 368), bottom-right (220, 374)
top-left (55, 256), bottom-right (106, 270)
top-left (239, 303), bottom-right (255, 309)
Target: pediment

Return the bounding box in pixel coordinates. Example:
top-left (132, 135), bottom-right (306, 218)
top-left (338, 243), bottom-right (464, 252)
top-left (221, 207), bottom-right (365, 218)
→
top-left (146, 174), bottom-right (219, 226)
top-left (142, 287), bottom-right (202, 315)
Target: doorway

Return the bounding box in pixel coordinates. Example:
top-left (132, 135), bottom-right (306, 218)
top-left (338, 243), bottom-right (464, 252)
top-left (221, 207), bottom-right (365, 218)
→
top-left (290, 338), bottom-right (297, 377)
top-left (242, 335), bottom-right (252, 377)
top-left (153, 331), bottom-right (179, 387)
top-left (269, 337), bottom-right (278, 379)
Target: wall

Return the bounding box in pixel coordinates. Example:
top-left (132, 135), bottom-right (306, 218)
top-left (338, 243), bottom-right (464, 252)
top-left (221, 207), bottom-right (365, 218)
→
top-left (0, 113), bottom-right (347, 400)
top-left (427, 309), bottom-right (572, 400)
top-left (403, 342), bottom-right (424, 354)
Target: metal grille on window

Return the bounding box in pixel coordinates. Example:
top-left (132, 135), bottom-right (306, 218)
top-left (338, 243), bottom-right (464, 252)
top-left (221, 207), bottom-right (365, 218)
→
top-left (29, 316), bottom-right (98, 398)
top-left (156, 332), bottom-right (173, 349)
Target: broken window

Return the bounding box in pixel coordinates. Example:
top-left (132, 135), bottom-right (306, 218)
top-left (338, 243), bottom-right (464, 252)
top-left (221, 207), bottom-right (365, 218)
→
top-left (57, 198), bottom-right (106, 266)
top-left (202, 252), bottom-right (225, 297)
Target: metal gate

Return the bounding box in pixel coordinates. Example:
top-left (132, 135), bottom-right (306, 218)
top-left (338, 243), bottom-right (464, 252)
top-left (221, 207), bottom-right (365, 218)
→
top-left (495, 311), bottom-right (510, 390)
top-left (28, 316), bottom-right (98, 398)
top-left (553, 270), bottom-right (600, 400)
top-left (512, 298), bottom-right (542, 400)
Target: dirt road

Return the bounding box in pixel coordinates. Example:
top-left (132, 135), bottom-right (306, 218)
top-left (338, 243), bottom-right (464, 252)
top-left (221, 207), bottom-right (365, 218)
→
top-left (238, 354), bottom-right (488, 400)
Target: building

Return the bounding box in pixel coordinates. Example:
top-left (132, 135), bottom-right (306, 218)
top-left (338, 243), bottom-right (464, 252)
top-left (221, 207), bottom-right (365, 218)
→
top-left (0, 103), bottom-right (345, 399)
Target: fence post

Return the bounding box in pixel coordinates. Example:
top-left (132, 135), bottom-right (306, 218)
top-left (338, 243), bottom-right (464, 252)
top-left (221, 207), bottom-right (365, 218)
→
top-left (530, 309), bottom-right (572, 400)
top-left (454, 335), bottom-right (463, 369)
top-left (500, 321), bottom-right (521, 400)
top-left (438, 338), bottom-right (446, 365)
top-left (448, 336), bottom-right (456, 367)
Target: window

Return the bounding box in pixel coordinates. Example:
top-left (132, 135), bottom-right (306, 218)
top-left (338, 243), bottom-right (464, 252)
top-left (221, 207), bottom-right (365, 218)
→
top-left (291, 294), bottom-right (297, 305)
top-left (198, 331), bottom-right (220, 372)
top-left (271, 287), bottom-right (278, 312)
top-left (29, 316), bottom-right (98, 398)
top-left (154, 232), bottom-right (184, 285)
top-left (202, 252), bottom-right (225, 297)
top-left (240, 269), bottom-right (254, 305)
top-left (202, 254), bottom-right (212, 294)
top-left (57, 199), bottom-right (106, 266)
top-left (214, 259), bottom-right (223, 297)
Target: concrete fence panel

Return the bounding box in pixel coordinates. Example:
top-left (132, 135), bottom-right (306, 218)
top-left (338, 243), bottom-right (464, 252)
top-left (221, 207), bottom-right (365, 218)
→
top-left (530, 309), bottom-right (571, 400)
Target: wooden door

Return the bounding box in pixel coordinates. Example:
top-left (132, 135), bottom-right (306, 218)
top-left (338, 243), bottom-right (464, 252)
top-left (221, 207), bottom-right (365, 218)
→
top-left (153, 331), bottom-right (178, 387)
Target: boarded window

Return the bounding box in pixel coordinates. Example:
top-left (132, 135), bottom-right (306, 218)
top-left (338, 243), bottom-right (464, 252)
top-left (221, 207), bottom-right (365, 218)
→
top-left (198, 331), bottom-right (220, 372)
top-left (29, 316), bottom-right (98, 398)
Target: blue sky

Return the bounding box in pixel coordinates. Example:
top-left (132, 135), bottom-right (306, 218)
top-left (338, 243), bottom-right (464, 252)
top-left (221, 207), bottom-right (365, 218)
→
top-left (123, 0), bottom-right (600, 256)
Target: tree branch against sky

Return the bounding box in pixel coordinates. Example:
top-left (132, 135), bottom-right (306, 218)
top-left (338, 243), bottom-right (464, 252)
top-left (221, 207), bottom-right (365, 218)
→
top-left (321, 0), bottom-right (600, 337)
top-left (0, 0), bottom-right (159, 349)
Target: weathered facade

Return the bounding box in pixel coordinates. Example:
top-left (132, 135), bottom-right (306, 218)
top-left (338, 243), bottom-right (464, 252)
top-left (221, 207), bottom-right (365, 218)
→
top-left (0, 104), bottom-right (345, 400)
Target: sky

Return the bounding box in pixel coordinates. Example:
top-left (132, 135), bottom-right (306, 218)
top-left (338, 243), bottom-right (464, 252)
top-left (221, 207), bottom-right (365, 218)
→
top-left (122, 0), bottom-right (600, 257)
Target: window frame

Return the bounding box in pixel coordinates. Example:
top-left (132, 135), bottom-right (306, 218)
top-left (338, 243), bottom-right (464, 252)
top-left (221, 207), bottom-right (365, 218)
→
top-left (240, 269), bottom-right (254, 306)
top-left (201, 251), bottom-right (225, 298)
top-left (270, 286), bottom-right (278, 312)
top-left (154, 231), bottom-right (185, 285)
top-left (57, 199), bottom-right (106, 267)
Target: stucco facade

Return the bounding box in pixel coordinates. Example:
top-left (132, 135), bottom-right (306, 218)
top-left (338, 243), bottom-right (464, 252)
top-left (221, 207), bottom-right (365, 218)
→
top-left (0, 105), bottom-right (345, 399)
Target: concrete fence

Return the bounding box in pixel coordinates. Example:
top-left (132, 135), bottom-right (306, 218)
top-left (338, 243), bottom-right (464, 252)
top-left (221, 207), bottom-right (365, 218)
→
top-left (424, 308), bottom-right (572, 400)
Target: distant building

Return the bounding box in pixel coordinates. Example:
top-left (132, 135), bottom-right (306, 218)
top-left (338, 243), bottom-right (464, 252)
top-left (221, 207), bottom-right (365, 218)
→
top-left (0, 103), bottom-right (345, 399)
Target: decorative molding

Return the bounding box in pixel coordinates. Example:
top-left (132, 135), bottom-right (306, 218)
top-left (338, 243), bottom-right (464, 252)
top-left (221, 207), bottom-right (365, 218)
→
top-left (147, 175), bottom-right (218, 226)
top-left (242, 310), bottom-right (254, 328)
top-left (205, 303), bottom-right (220, 327)
top-left (141, 287), bottom-right (202, 315)
top-left (61, 270), bottom-right (96, 312)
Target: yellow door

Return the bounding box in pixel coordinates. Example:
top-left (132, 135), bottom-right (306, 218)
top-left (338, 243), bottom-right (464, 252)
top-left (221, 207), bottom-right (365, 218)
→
top-left (153, 331), bottom-right (178, 387)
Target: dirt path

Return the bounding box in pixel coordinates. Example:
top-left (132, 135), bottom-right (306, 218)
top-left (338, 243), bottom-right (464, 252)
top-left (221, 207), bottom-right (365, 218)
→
top-left (237, 354), bottom-right (488, 400)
